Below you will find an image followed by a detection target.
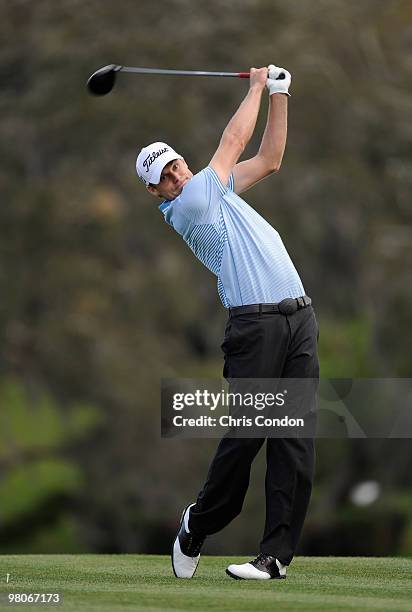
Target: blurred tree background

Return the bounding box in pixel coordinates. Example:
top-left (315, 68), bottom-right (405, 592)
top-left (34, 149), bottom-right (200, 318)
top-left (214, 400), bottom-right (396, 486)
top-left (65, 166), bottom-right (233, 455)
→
top-left (0, 0), bottom-right (411, 557)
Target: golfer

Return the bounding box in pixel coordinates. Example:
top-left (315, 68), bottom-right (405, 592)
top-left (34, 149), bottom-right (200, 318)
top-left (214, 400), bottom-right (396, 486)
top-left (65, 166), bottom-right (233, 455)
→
top-left (136, 65), bottom-right (319, 580)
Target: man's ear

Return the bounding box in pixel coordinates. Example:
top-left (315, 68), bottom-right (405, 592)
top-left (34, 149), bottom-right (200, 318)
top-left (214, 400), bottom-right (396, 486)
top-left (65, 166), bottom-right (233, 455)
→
top-left (146, 184), bottom-right (159, 197)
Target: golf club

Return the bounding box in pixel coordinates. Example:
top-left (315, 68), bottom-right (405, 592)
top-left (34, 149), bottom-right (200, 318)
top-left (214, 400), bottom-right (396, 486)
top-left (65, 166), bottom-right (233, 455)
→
top-left (87, 64), bottom-right (252, 96)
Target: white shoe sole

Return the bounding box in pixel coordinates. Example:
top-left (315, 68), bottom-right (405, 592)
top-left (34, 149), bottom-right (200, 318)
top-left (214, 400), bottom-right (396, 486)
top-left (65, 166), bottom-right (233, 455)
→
top-left (171, 504), bottom-right (200, 579)
top-left (226, 564), bottom-right (286, 580)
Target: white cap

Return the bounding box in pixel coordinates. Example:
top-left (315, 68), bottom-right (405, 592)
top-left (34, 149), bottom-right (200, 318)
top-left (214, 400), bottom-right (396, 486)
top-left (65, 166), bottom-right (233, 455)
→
top-left (136, 142), bottom-right (183, 185)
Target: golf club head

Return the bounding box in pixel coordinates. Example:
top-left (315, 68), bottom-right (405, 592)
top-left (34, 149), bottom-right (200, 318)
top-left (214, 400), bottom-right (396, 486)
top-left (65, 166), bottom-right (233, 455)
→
top-left (87, 64), bottom-right (121, 96)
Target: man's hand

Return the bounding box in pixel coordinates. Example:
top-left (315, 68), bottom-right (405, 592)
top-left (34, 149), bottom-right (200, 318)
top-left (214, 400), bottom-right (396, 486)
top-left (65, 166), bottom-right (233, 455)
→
top-left (249, 66), bottom-right (269, 92)
top-left (266, 64), bottom-right (291, 97)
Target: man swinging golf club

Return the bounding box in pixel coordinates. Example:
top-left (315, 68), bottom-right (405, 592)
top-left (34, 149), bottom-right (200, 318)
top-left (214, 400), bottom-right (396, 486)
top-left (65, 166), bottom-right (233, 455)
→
top-left (136, 64), bottom-right (319, 580)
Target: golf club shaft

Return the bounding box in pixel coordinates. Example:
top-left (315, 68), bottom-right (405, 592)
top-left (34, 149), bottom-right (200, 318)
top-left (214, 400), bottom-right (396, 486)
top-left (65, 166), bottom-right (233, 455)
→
top-left (118, 66), bottom-right (250, 78)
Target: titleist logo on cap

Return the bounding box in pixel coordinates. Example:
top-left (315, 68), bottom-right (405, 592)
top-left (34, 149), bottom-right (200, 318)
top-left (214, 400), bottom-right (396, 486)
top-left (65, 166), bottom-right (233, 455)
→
top-left (143, 147), bottom-right (169, 173)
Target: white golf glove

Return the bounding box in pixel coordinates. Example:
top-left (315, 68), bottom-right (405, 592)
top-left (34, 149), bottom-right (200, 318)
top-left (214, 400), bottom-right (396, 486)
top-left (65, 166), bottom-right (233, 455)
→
top-left (266, 64), bottom-right (291, 96)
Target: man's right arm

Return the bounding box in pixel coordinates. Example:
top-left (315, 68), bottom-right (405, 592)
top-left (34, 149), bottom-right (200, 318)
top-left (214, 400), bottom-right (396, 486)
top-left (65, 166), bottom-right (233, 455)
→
top-left (232, 65), bottom-right (291, 195)
top-left (209, 67), bottom-right (267, 187)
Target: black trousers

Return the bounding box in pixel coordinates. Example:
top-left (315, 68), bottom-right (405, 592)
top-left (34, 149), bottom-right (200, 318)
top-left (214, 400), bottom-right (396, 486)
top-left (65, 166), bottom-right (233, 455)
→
top-left (189, 305), bottom-right (319, 566)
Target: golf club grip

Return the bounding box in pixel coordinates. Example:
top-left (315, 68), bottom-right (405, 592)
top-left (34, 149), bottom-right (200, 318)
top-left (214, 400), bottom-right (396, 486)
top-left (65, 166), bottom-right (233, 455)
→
top-left (238, 72), bottom-right (250, 78)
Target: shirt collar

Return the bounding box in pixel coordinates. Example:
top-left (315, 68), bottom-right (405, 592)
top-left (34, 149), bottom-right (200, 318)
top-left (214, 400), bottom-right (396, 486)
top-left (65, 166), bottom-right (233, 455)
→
top-left (158, 200), bottom-right (171, 213)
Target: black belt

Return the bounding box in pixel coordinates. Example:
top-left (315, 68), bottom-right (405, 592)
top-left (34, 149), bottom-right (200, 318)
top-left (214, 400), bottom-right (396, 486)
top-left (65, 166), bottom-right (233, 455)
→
top-left (229, 296), bottom-right (312, 317)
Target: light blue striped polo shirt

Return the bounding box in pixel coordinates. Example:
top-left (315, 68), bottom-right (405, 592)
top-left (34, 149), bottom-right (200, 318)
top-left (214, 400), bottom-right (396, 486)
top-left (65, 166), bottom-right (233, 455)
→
top-left (159, 166), bottom-right (305, 308)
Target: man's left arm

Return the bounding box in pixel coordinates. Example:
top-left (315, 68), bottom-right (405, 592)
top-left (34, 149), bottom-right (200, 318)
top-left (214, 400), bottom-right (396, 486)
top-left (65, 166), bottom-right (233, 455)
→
top-left (232, 65), bottom-right (290, 195)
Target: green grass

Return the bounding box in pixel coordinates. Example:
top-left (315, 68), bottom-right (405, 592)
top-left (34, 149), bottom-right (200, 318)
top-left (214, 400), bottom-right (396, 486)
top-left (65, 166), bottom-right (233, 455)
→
top-left (0, 555), bottom-right (411, 611)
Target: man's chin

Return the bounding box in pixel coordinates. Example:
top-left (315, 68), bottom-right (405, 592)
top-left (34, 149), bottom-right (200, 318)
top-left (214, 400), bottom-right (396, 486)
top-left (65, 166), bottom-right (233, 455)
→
top-left (173, 185), bottom-right (185, 197)
top-left (169, 177), bottom-right (190, 199)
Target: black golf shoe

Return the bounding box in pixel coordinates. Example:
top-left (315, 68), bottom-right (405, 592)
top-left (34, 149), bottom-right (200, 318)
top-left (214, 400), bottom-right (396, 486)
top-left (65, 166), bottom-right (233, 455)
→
top-left (226, 553), bottom-right (287, 580)
top-left (171, 503), bottom-right (205, 578)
